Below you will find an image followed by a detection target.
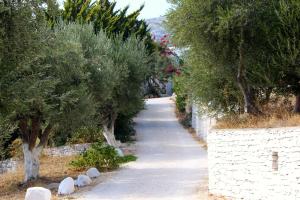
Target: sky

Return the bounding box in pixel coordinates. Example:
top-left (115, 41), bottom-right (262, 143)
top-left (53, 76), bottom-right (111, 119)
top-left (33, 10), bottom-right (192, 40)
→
top-left (114, 0), bottom-right (171, 19)
top-left (58, 0), bottom-right (171, 19)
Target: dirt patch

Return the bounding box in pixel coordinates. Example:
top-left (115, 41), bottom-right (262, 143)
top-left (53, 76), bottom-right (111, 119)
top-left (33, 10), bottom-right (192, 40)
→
top-left (198, 177), bottom-right (228, 200)
top-left (0, 155), bottom-right (84, 200)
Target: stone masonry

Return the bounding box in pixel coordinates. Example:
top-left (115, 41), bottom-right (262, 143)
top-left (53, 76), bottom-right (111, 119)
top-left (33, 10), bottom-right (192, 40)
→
top-left (208, 127), bottom-right (300, 200)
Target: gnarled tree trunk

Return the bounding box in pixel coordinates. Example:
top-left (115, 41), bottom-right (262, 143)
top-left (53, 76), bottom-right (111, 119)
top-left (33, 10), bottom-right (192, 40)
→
top-left (19, 117), bottom-right (52, 182)
top-left (237, 26), bottom-right (261, 115)
top-left (294, 94), bottom-right (300, 113)
top-left (103, 124), bottom-right (118, 147)
top-left (102, 112), bottom-right (119, 147)
top-left (22, 144), bottom-right (42, 182)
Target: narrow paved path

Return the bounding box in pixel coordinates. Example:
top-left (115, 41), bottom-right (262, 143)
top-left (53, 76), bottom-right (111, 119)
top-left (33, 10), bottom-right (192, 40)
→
top-left (77, 97), bottom-right (207, 200)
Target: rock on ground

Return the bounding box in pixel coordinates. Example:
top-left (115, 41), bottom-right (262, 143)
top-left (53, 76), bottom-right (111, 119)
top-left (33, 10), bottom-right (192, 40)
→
top-left (86, 168), bottom-right (101, 178)
top-left (58, 177), bottom-right (75, 195)
top-left (25, 187), bottom-right (51, 200)
top-left (115, 148), bottom-right (124, 157)
top-left (75, 175), bottom-right (92, 187)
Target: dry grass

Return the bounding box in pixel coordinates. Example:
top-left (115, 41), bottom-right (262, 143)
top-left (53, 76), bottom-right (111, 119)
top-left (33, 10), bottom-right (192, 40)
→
top-left (216, 97), bottom-right (300, 129)
top-left (0, 155), bottom-right (84, 200)
top-left (216, 113), bottom-right (300, 129)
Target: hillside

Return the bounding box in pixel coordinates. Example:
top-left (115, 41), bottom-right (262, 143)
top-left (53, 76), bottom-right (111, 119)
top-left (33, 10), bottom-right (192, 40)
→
top-left (146, 17), bottom-right (168, 40)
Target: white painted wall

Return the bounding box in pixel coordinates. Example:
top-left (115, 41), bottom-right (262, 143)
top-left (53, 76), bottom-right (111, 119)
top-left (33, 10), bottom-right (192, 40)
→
top-left (208, 127), bottom-right (300, 200)
top-left (192, 104), bottom-right (216, 142)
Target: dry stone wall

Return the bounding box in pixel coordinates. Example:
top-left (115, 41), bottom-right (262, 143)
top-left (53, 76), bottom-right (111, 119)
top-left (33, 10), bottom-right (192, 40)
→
top-left (43, 143), bottom-right (91, 157)
top-left (208, 127), bottom-right (300, 200)
top-left (0, 158), bottom-right (18, 174)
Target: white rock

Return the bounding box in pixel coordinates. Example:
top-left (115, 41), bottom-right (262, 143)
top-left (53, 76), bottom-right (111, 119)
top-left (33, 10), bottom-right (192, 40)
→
top-left (116, 148), bottom-right (124, 157)
top-left (58, 177), bottom-right (75, 195)
top-left (75, 174), bottom-right (92, 187)
top-left (25, 187), bottom-right (51, 200)
top-left (86, 167), bottom-right (101, 178)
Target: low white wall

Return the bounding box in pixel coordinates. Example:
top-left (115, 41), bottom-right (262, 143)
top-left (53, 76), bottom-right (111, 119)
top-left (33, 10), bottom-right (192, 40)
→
top-left (0, 158), bottom-right (18, 174)
top-left (208, 127), bottom-right (300, 200)
top-left (192, 104), bottom-right (216, 142)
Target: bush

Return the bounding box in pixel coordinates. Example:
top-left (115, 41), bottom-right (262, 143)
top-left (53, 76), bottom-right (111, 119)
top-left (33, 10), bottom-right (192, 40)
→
top-left (68, 126), bottom-right (104, 145)
top-left (70, 142), bottom-right (137, 171)
top-left (0, 118), bottom-right (17, 160)
top-left (176, 95), bottom-right (187, 113)
top-left (118, 154), bottom-right (137, 164)
top-left (9, 138), bottom-right (23, 159)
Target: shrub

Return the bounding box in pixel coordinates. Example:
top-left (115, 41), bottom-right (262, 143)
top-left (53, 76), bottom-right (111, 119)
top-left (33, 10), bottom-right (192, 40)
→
top-left (176, 95), bottom-right (187, 113)
top-left (69, 142), bottom-right (137, 171)
top-left (9, 138), bottom-right (23, 159)
top-left (118, 154), bottom-right (137, 164)
top-left (68, 126), bottom-right (104, 144)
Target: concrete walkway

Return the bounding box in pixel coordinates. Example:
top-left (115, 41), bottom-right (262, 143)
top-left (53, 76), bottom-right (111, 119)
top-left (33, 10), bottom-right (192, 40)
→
top-left (77, 97), bottom-right (208, 200)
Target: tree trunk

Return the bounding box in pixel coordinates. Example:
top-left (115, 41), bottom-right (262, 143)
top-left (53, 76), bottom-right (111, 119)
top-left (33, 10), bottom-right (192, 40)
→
top-left (103, 112), bottom-right (119, 147)
top-left (294, 94), bottom-right (300, 113)
top-left (22, 143), bottom-right (42, 182)
top-left (103, 123), bottom-right (118, 147)
top-left (19, 118), bottom-right (52, 182)
top-left (237, 26), bottom-right (261, 115)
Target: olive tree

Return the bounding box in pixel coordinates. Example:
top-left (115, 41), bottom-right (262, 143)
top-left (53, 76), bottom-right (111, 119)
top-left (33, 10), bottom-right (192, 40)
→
top-left (166, 0), bottom-right (299, 115)
top-left (64, 24), bottom-right (148, 147)
top-left (0, 2), bottom-right (95, 181)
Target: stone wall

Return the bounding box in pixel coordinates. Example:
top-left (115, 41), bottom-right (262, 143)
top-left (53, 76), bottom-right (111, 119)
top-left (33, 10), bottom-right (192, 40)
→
top-left (0, 158), bottom-right (18, 174)
top-left (0, 143), bottom-right (91, 174)
top-left (208, 127), bottom-right (300, 200)
top-left (192, 104), bottom-right (216, 142)
top-left (43, 143), bottom-right (91, 157)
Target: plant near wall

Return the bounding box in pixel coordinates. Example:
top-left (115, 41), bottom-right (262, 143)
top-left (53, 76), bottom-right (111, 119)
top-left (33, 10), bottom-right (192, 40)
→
top-left (70, 142), bottom-right (120, 170)
top-left (166, 0), bottom-right (300, 116)
top-left (70, 142), bottom-right (137, 171)
top-left (67, 125), bottom-right (104, 144)
top-left (268, 0), bottom-right (300, 113)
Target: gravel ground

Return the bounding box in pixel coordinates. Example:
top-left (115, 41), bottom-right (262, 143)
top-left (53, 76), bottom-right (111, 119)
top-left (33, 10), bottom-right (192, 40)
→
top-left (76, 97), bottom-right (208, 200)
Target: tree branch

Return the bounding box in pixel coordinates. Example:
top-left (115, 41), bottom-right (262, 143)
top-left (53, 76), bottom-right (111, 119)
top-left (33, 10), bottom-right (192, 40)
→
top-left (38, 124), bottom-right (52, 148)
top-left (19, 118), bottom-right (29, 144)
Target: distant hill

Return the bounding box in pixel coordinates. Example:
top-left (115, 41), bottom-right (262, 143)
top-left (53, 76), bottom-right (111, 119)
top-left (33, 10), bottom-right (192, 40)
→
top-left (146, 17), bottom-right (168, 41)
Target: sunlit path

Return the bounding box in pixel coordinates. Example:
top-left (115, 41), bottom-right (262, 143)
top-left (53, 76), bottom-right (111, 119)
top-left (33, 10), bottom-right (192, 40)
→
top-left (76, 97), bottom-right (207, 200)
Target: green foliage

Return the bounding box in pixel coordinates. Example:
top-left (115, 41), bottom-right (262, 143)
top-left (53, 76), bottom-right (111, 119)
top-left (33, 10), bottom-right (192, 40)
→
top-left (67, 126), bottom-right (104, 144)
top-left (64, 23), bottom-right (148, 143)
top-left (167, 0), bottom-right (300, 115)
top-left (70, 142), bottom-right (119, 170)
top-left (0, 0), bottom-right (152, 181)
top-left (0, 117), bottom-right (16, 160)
top-left (118, 154), bottom-right (137, 164)
top-left (61, 0), bottom-right (155, 52)
top-left (269, 0), bottom-right (300, 96)
top-left (176, 95), bottom-right (186, 113)
top-left (173, 75), bottom-right (187, 113)
top-left (70, 142), bottom-right (136, 171)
